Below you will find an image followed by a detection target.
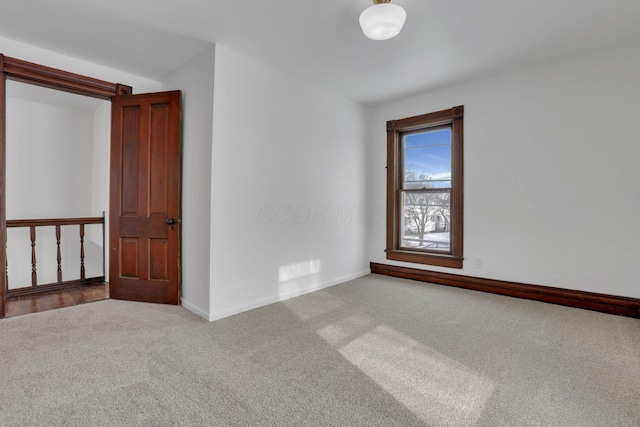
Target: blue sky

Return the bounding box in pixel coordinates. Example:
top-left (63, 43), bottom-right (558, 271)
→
top-left (403, 128), bottom-right (451, 188)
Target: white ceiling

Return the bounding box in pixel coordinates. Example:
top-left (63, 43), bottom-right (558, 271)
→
top-left (1, 0), bottom-right (640, 106)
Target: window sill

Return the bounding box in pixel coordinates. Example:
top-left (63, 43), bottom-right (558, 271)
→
top-left (386, 249), bottom-right (463, 269)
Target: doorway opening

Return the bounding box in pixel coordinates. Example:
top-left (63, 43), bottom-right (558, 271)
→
top-left (0, 55), bottom-right (182, 319)
top-left (4, 81), bottom-right (110, 317)
top-left (0, 55), bottom-right (133, 318)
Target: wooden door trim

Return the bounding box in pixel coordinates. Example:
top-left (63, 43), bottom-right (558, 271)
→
top-left (0, 55), bottom-right (6, 318)
top-left (0, 53), bottom-right (132, 318)
top-left (2, 55), bottom-right (131, 99)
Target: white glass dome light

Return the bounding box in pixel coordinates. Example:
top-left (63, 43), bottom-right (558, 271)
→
top-left (359, 0), bottom-right (407, 41)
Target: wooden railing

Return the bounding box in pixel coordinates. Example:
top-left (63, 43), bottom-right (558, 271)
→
top-left (5, 215), bottom-right (105, 297)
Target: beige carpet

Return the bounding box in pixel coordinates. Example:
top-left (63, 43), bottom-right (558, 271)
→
top-left (0, 274), bottom-right (638, 426)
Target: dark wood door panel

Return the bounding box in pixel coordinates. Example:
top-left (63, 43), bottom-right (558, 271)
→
top-left (110, 90), bottom-right (181, 305)
top-left (120, 238), bottom-right (140, 278)
top-left (119, 217), bottom-right (170, 238)
top-left (109, 279), bottom-right (177, 304)
top-left (149, 239), bottom-right (169, 281)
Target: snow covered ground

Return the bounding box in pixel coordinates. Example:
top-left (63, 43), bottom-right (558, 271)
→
top-left (402, 232), bottom-right (450, 250)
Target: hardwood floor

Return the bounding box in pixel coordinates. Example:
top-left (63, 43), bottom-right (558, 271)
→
top-left (4, 283), bottom-right (109, 318)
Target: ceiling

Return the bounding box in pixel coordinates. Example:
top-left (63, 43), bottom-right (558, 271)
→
top-left (1, 0), bottom-right (640, 106)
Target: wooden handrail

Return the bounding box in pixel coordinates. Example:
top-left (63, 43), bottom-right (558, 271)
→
top-left (7, 217), bottom-right (103, 228)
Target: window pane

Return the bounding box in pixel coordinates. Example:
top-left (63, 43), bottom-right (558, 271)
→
top-left (400, 190), bottom-right (450, 252)
top-left (403, 128), bottom-right (451, 190)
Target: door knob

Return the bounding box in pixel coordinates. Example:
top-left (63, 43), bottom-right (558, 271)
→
top-left (166, 218), bottom-right (176, 225)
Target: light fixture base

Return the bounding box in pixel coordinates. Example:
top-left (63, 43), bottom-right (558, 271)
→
top-left (373, 0), bottom-right (391, 4)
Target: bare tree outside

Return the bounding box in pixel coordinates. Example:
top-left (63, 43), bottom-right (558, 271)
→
top-left (401, 170), bottom-right (450, 250)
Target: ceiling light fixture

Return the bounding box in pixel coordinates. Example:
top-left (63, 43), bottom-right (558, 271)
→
top-left (359, 0), bottom-right (407, 41)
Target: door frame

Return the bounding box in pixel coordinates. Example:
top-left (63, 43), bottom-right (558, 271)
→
top-left (0, 54), bottom-right (132, 318)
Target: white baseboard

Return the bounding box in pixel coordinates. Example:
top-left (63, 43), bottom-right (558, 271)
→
top-left (208, 269), bottom-right (371, 322)
top-left (181, 298), bottom-right (210, 320)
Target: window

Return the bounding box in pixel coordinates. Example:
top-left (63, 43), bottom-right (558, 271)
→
top-left (386, 106), bottom-right (464, 268)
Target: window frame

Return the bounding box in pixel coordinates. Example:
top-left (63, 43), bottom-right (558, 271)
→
top-left (386, 106), bottom-right (464, 268)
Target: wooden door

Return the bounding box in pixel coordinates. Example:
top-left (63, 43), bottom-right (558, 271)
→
top-left (109, 90), bottom-right (181, 304)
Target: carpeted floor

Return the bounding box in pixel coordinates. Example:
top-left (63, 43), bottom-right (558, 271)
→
top-left (0, 274), bottom-right (638, 426)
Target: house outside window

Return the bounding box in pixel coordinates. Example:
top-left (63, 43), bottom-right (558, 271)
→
top-left (386, 106), bottom-right (464, 268)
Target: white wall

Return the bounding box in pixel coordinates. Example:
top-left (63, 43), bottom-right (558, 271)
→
top-left (367, 42), bottom-right (640, 299)
top-left (162, 47), bottom-right (216, 318)
top-left (208, 45), bottom-right (370, 320)
top-left (91, 102), bottom-right (111, 222)
top-left (90, 101), bottom-right (111, 279)
top-left (5, 95), bottom-right (103, 287)
top-left (6, 96), bottom-right (94, 219)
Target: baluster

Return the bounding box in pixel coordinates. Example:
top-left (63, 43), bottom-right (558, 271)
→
top-left (30, 226), bottom-right (37, 287)
top-left (56, 225), bottom-right (62, 283)
top-left (80, 224), bottom-right (85, 280)
top-left (102, 211), bottom-right (106, 278)
top-left (5, 242), bottom-right (8, 292)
